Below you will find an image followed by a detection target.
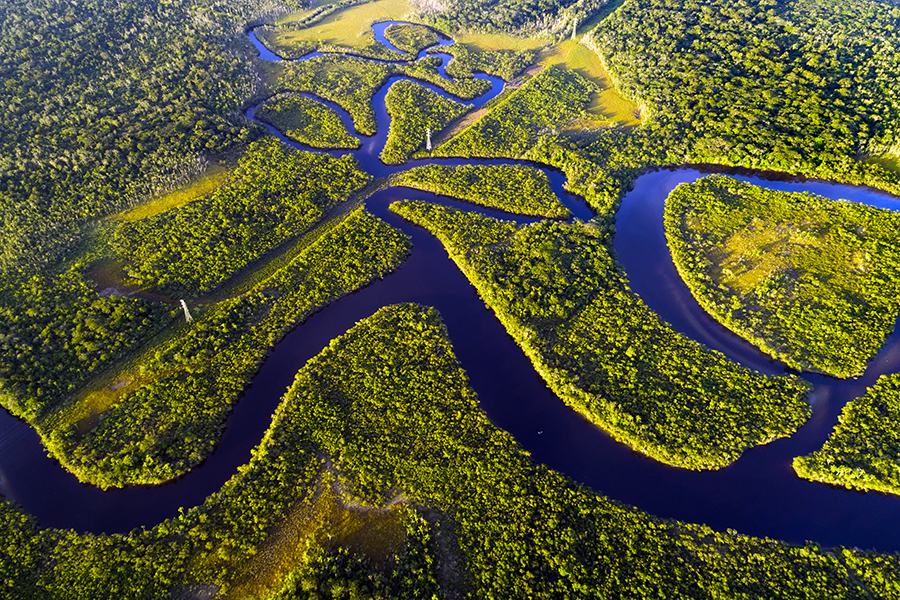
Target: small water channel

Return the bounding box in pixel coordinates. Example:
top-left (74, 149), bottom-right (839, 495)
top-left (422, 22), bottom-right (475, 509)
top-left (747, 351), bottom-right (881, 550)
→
top-left (2, 21), bottom-right (900, 553)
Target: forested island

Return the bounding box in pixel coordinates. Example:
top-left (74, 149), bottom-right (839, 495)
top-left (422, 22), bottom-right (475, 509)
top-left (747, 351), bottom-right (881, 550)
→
top-left (664, 176), bottom-right (900, 378)
top-left (2, 0), bottom-right (900, 597)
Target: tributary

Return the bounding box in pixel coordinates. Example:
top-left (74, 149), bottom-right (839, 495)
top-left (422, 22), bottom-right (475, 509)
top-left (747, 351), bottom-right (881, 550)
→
top-left (1, 22), bottom-right (900, 553)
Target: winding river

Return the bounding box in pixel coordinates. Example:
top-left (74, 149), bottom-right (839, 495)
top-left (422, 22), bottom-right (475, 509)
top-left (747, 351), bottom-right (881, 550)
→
top-left (2, 22), bottom-right (900, 553)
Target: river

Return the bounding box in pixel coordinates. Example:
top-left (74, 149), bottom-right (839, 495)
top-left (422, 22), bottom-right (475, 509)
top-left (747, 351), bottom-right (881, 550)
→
top-left (1, 21), bottom-right (899, 553)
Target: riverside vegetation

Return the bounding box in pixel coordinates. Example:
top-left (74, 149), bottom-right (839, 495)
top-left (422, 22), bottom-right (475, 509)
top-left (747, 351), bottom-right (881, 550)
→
top-left (381, 80), bottom-right (468, 164)
top-left (383, 22), bottom-right (440, 55)
top-left (0, 271), bottom-right (174, 421)
top-left (277, 53), bottom-right (490, 136)
top-left (436, 65), bottom-right (596, 159)
top-left (391, 201), bottom-right (811, 469)
top-left (7, 0), bottom-right (900, 595)
top-left (429, 43), bottom-right (537, 81)
top-left (0, 0), bottom-right (302, 275)
top-left (112, 138), bottom-right (371, 296)
top-left (392, 164), bottom-right (570, 217)
top-left (1, 304), bottom-right (897, 599)
top-left (794, 374), bottom-right (900, 496)
top-left (49, 207), bottom-right (411, 488)
top-left (664, 176), bottom-right (900, 378)
top-left (254, 94), bottom-right (361, 149)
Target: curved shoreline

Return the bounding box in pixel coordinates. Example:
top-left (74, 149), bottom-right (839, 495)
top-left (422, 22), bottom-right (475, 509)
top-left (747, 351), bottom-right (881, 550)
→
top-left (3, 21), bottom-right (900, 554)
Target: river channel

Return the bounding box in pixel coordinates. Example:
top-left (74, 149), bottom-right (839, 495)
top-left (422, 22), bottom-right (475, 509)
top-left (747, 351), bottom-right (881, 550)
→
top-left (1, 21), bottom-right (900, 553)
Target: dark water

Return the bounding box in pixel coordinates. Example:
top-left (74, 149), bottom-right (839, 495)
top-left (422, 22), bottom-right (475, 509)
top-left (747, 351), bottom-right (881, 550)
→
top-left (3, 22), bottom-right (900, 553)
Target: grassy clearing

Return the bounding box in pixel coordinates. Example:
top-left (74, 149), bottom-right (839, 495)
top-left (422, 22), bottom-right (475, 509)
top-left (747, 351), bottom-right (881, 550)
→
top-left (222, 474), bottom-right (408, 600)
top-left (537, 40), bottom-right (640, 127)
top-left (870, 153), bottom-right (900, 175)
top-left (665, 176), bottom-right (900, 378)
top-left (266, 0), bottom-right (413, 52)
top-left (115, 163), bottom-right (231, 223)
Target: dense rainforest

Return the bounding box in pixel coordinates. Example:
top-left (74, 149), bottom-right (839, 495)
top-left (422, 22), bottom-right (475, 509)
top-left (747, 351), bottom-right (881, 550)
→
top-left (3, 0), bottom-right (900, 596)
top-left (392, 164), bottom-right (571, 217)
top-left (589, 0), bottom-right (900, 187)
top-left (391, 200), bottom-right (811, 469)
top-left (795, 373), bottom-right (900, 496)
top-left (665, 176), bottom-right (900, 378)
top-left (0, 0), bottom-right (304, 274)
top-left (2, 305), bottom-right (898, 599)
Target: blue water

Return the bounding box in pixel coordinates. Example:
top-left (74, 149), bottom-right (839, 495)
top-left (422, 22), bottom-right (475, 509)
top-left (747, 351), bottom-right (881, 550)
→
top-left (2, 22), bottom-right (900, 554)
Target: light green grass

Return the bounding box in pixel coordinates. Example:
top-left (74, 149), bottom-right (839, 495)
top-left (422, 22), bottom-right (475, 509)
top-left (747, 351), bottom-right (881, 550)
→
top-left (538, 40), bottom-right (640, 127)
top-left (115, 164), bottom-right (231, 222)
top-left (269, 0), bottom-right (413, 48)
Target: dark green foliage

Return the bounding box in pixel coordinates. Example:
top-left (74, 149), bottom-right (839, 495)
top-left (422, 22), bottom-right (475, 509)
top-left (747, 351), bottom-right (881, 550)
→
top-left (534, 126), bottom-right (681, 217)
top-left (0, 0), bottom-right (294, 274)
top-left (841, 550), bottom-right (900, 600)
top-left (112, 138), bottom-right (371, 296)
top-left (57, 208), bottom-right (410, 487)
top-left (0, 270), bottom-right (172, 420)
top-left (383, 22), bottom-right (440, 55)
top-left (665, 176), bottom-right (900, 377)
top-left (381, 81), bottom-right (468, 165)
top-left (0, 303), bottom-right (887, 598)
top-left (392, 201), bottom-right (811, 468)
top-left (437, 66), bottom-right (596, 158)
top-left (590, 0), bottom-right (900, 192)
top-left (255, 95), bottom-right (361, 149)
top-left (278, 54), bottom-right (489, 136)
top-left (420, 0), bottom-right (613, 37)
top-left (431, 43), bottom-right (537, 81)
top-left (271, 519), bottom-right (441, 600)
top-left (794, 374), bottom-right (900, 495)
top-left (392, 164), bottom-right (570, 217)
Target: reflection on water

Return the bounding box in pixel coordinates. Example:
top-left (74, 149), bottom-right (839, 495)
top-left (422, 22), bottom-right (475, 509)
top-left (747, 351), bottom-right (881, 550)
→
top-left (1, 23), bottom-right (900, 553)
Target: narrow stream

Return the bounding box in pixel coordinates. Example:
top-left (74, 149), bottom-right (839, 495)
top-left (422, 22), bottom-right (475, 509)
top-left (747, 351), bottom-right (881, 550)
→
top-left (1, 22), bottom-right (900, 553)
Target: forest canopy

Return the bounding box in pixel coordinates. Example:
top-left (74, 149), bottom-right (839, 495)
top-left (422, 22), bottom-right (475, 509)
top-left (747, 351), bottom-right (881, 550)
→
top-left (665, 176), bottom-right (900, 378)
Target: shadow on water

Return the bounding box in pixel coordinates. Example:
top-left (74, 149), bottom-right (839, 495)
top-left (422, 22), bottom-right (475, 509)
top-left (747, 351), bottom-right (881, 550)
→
top-left (3, 21), bottom-right (900, 553)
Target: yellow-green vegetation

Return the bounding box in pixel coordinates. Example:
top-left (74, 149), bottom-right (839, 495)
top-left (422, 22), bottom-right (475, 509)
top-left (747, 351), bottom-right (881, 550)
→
top-left (381, 80), bottom-right (468, 164)
top-left (223, 475), bottom-right (413, 600)
top-left (871, 152), bottom-right (900, 176)
top-left (436, 66), bottom-right (596, 158)
top-left (0, 0), bottom-right (267, 275)
top-left (433, 43), bottom-right (537, 81)
top-left (0, 303), bottom-right (893, 599)
top-left (392, 164), bottom-right (570, 217)
top-left (454, 31), bottom-right (546, 53)
top-left (383, 22), bottom-right (439, 54)
top-left (255, 0), bottom-right (414, 59)
top-left (0, 270), bottom-right (173, 421)
top-left (590, 0), bottom-right (900, 193)
top-left (538, 39), bottom-right (640, 127)
top-left (278, 54), bottom-right (489, 136)
top-left (391, 201), bottom-right (811, 469)
top-left (115, 164), bottom-right (231, 223)
top-left (112, 138), bottom-right (370, 296)
top-left (255, 94), bottom-right (360, 149)
top-left (45, 207), bottom-right (410, 488)
top-left (794, 373), bottom-right (900, 495)
top-left (665, 176), bottom-right (900, 378)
